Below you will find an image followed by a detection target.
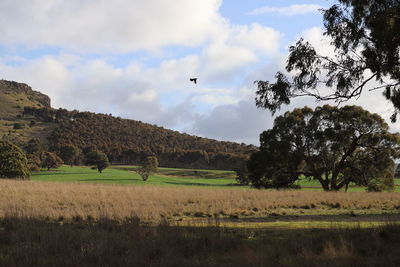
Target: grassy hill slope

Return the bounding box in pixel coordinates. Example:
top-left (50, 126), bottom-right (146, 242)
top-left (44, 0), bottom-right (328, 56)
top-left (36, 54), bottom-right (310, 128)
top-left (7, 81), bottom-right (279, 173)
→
top-left (0, 80), bottom-right (256, 170)
top-left (0, 80), bottom-right (56, 145)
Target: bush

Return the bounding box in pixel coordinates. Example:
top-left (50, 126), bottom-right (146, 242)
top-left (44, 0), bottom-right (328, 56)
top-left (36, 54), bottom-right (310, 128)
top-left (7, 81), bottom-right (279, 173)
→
top-left (41, 152), bottom-right (63, 171)
top-left (13, 123), bottom-right (24, 129)
top-left (0, 141), bottom-right (30, 179)
top-left (85, 150), bottom-right (109, 173)
top-left (136, 156), bottom-right (158, 181)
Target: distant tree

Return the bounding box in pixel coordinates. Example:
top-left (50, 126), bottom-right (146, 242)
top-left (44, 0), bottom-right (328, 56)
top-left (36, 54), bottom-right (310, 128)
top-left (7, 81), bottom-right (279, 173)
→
top-left (234, 163), bottom-right (250, 185)
top-left (27, 154), bottom-right (41, 172)
top-left (24, 138), bottom-right (44, 156)
top-left (0, 141), bottom-right (30, 179)
top-left (59, 145), bottom-right (79, 167)
top-left (85, 150), bottom-right (109, 173)
top-left (13, 123), bottom-right (24, 129)
top-left (41, 152), bottom-right (63, 171)
top-left (255, 1), bottom-right (400, 120)
top-left (136, 156), bottom-right (158, 181)
top-left (247, 105), bottom-right (400, 191)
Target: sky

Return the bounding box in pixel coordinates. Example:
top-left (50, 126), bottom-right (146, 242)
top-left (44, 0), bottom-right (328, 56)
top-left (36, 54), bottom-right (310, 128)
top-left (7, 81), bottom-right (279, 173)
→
top-left (0, 0), bottom-right (397, 145)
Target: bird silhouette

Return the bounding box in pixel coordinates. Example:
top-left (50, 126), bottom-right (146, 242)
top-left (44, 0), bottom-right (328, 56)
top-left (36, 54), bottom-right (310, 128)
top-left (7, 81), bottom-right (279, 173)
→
top-left (190, 78), bottom-right (197, 84)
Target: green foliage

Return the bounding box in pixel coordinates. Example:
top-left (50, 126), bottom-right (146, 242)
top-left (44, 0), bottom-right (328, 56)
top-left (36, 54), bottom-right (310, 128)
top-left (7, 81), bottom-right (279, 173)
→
top-left (136, 156), bottom-right (159, 181)
top-left (31, 165), bottom-right (238, 187)
top-left (13, 123), bottom-right (24, 129)
top-left (255, 0), bottom-right (400, 120)
top-left (85, 150), bottom-right (109, 173)
top-left (24, 138), bottom-right (44, 156)
top-left (59, 145), bottom-right (80, 167)
top-left (0, 141), bottom-right (30, 179)
top-left (41, 152), bottom-right (63, 171)
top-left (247, 105), bottom-right (400, 191)
top-left (27, 154), bottom-right (41, 172)
top-left (45, 109), bottom-right (254, 170)
top-left (234, 162), bottom-right (250, 185)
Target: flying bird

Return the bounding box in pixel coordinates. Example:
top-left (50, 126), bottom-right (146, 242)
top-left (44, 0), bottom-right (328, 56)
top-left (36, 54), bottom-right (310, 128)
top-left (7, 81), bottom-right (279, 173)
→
top-left (190, 78), bottom-right (197, 84)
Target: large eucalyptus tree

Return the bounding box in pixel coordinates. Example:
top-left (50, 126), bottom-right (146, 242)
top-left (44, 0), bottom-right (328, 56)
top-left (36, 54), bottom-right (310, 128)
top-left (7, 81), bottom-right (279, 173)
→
top-left (248, 105), bottom-right (400, 191)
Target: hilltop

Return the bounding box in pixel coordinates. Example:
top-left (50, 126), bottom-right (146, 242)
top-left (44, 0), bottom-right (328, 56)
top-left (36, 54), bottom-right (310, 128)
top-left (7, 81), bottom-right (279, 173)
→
top-left (0, 80), bottom-right (57, 145)
top-left (0, 80), bottom-right (256, 170)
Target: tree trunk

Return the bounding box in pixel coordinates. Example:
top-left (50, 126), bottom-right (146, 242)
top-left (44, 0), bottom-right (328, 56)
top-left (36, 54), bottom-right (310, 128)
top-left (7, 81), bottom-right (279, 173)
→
top-left (316, 175), bottom-right (330, 191)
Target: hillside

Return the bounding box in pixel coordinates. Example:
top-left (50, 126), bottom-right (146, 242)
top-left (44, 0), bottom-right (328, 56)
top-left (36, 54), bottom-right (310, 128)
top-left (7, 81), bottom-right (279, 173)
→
top-left (0, 80), bottom-right (256, 170)
top-left (0, 80), bottom-right (57, 145)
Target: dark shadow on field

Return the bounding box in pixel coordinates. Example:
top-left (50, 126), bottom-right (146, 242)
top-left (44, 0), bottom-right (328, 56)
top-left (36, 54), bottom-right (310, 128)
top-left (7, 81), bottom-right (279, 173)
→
top-left (217, 213), bottom-right (400, 223)
top-left (159, 170), bottom-right (234, 179)
top-left (2, 217), bottom-right (400, 267)
top-left (33, 171), bottom-right (82, 176)
top-left (112, 167), bottom-right (235, 179)
top-left (77, 178), bottom-right (137, 182)
top-left (164, 181), bottom-right (241, 187)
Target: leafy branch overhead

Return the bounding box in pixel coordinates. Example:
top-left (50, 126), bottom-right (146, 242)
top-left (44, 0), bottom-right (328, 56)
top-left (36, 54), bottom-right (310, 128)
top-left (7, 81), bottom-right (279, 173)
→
top-left (255, 0), bottom-right (400, 120)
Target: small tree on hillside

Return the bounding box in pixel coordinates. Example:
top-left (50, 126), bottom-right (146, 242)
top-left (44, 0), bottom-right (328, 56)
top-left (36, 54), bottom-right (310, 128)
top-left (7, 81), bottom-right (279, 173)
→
top-left (0, 141), bottom-right (30, 179)
top-left (136, 156), bottom-right (158, 181)
top-left (41, 152), bottom-right (63, 171)
top-left (85, 150), bottom-right (109, 173)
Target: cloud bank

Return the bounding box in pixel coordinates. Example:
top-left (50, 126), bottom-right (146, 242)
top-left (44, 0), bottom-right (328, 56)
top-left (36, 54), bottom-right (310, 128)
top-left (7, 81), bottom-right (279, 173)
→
top-left (0, 0), bottom-right (396, 146)
top-left (248, 4), bottom-right (323, 16)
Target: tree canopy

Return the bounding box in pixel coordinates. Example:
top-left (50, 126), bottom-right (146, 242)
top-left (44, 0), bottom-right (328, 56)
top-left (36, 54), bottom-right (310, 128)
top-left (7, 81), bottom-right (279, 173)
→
top-left (247, 105), bottom-right (400, 191)
top-left (0, 141), bottom-right (30, 179)
top-left (59, 145), bottom-right (80, 167)
top-left (41, 152), bottom-right (63, 171)
top-left (85, 150), bottom-right (109, 173)
top-left (255, 0), bottom-right (400, 120)
top-left (136, 156), bottom-right (159, 181)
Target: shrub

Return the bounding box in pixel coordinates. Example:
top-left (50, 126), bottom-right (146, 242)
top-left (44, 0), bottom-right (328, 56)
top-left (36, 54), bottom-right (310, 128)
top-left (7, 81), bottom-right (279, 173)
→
top-left (13, 123), bottom-right (24, 129)
top-left (0, 141), bottom-right (30, 179)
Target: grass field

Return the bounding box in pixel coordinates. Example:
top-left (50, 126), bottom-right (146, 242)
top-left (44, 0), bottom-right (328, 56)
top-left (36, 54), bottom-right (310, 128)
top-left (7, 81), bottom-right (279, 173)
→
top-left (2, 178), bottom-right (400, 222)
top-left (31, 165), bottom-right (240, 187)
top-left (2, 172), bottom-right (400, 266)
top-left (31, 165), bottom-right (400, 192)
top-left (1, 217), bottom-right (400, 267)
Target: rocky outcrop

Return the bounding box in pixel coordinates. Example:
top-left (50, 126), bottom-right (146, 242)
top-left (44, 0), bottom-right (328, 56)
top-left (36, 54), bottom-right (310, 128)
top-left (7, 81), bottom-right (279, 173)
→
top-left (0, 80), bottom-right (51, 108)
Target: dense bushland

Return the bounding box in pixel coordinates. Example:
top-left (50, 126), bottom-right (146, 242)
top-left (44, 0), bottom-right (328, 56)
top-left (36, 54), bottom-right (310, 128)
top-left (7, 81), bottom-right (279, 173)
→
top-left (21, 106), bottom-right (255, 170)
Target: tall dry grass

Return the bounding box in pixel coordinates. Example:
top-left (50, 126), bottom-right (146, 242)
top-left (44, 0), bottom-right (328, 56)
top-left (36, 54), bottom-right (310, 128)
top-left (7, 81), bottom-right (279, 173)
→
top-left (1, 180), bottom-right (399, 222)
top-left (1, 217), bottom-right (400, 267)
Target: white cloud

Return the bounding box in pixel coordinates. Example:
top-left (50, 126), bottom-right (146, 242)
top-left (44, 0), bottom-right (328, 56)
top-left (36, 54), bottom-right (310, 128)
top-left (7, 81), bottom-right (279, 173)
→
top-left (201, 23), bottom-right (282, 82)
top-left (248, 4), bottom-right (323, 16)
top-left (0, 0), bottom-right (225, 52)
top-left (3, 1), bottom-right (395, 146)
top-left (189, 99), bottom-right (273, 145)
top-left (300, 27), bottom-right (336, 57)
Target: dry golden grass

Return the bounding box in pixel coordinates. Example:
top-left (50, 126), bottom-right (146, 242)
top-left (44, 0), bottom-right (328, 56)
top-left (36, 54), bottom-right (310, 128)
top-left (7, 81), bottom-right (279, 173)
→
top-left (1, 179), bottom-right (400, 223)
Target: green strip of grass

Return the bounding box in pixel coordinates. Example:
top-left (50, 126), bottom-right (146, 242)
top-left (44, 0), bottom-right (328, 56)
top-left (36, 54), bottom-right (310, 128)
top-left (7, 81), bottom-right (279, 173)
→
top-left (31, 165), bottom-right (400, 191)
top-left (31, 165), bottom-right (241, 188)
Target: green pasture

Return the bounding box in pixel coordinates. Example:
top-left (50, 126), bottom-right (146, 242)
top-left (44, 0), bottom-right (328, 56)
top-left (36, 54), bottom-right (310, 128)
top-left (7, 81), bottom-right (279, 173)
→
top-left (31, 165), bottom-right (400, 191)
top-left (31, 165), bottom-right (240, 188)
